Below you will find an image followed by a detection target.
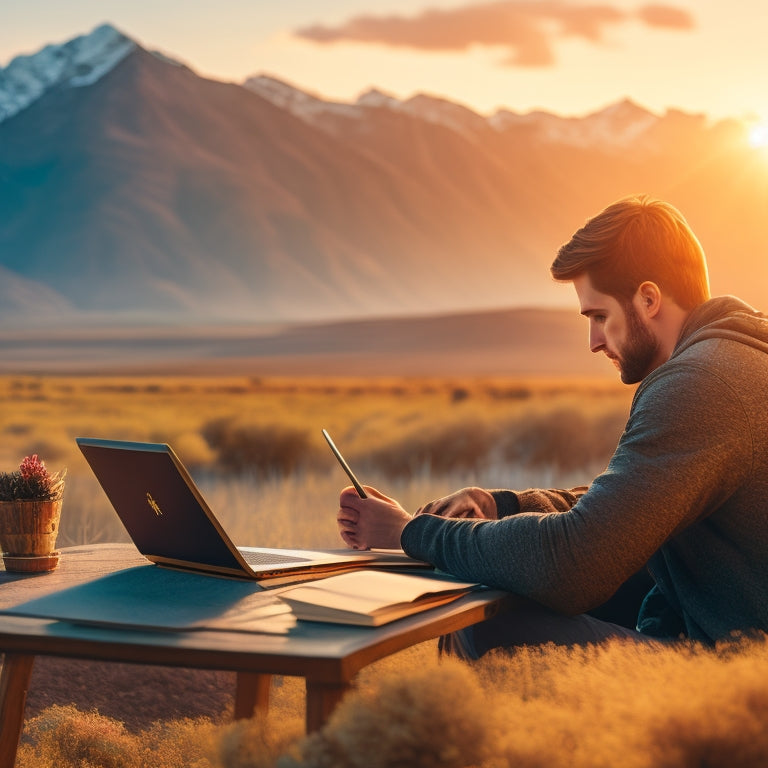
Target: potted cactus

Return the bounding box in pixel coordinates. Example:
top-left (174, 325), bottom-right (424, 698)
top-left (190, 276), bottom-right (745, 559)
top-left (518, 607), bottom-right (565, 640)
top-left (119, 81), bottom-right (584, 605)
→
top-left (0, 454), bottom-right (66, 572)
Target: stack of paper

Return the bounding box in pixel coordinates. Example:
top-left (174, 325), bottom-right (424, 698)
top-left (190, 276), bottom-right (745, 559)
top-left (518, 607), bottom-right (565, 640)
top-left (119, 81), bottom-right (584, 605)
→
top-left (279, 570), bottom-right (481, 626)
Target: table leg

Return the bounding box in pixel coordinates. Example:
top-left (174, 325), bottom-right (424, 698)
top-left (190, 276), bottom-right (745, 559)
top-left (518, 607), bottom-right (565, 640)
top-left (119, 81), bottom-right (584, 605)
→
top-left (234, 672), bottom-right (271, 720)
top-left (0, 653), bottom-right (35, 768)
top-left (305, 680), bottom-right (352, 733)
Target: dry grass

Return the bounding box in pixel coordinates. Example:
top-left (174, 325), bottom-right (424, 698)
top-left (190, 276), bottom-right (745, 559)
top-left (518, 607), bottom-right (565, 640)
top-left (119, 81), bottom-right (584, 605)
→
top-left (0, 375), bottom-right (631, 472)
top-left (0, 374), bottom-right (632, 548)
top-left (16, 634), bottom-right (768, 767)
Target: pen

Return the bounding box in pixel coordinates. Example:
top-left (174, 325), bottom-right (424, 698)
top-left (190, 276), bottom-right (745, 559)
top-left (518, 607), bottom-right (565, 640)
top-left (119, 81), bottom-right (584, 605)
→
top-left (322, 429), bottom-right (368, 498)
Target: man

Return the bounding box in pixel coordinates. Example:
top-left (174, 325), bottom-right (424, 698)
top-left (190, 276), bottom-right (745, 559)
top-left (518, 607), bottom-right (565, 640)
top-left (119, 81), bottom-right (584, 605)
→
top-left (337, 195), bottom-right (768, 655)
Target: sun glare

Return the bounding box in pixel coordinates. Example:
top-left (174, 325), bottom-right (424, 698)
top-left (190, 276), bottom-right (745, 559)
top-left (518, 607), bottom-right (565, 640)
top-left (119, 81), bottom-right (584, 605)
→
top-left (748, 121), bottom-right (768, 149)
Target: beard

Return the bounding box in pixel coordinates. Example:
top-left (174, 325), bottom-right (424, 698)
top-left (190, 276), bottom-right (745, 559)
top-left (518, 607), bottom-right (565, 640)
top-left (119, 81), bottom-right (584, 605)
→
top-left (616, 304), bottom-right (661, 384)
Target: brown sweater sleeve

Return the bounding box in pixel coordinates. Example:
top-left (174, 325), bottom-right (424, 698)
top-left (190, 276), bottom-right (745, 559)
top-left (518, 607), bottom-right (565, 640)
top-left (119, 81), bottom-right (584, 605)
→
top-left (492, 486), bottom-right (589, 518)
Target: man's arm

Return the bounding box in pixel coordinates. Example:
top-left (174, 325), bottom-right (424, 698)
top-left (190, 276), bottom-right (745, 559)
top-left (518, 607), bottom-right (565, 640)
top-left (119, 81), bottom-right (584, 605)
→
top-left (401, 365), bottom-right (752, 615)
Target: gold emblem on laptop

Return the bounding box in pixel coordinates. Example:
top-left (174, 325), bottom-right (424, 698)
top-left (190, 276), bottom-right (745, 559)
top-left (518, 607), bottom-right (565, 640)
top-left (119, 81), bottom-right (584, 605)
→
top-left (146, 492), bottom-right (163, 516)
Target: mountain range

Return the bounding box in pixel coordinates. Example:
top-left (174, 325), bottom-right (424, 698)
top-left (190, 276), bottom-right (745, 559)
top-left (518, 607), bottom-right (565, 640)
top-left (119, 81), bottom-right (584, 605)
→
top-left (1, 23), bottom-right (767, 329)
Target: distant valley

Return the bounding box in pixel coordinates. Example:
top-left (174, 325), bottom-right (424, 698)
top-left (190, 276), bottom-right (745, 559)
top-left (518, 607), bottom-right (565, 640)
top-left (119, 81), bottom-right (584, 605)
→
top-left (0, 306), bottom-right (614, 379)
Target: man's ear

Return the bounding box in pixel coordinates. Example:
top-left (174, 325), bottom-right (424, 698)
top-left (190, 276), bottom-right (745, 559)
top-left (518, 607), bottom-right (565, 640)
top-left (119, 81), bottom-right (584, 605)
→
top-left (636, 281), bottom-right (662, 318)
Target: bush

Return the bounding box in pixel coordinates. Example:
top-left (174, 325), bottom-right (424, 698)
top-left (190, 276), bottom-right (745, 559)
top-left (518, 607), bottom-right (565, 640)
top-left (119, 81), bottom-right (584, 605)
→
top-left (358, 404), bottom-right (628, 481)
top-left (501, 406), bottom-right (626, 473)
top-left (201, 419), bottom-right (315, 476)
top-left (364, 419), bottom-right (498, 479)
top-left (19, 705), bottom-right (140, 768)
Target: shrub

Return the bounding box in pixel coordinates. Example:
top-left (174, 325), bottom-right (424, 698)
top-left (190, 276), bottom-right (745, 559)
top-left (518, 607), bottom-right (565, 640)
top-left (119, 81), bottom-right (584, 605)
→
top-left (279, 659), bottom-right (499, 768)
top-left (201, 419), bottom-right (315, 476)
top-left (365, 419), bottom-right (498, 479)
top-left (501, 406), bottom-right (626, 473)
top-left (18, 706), bottom-right (219, 768)
top-left (172, 431), bottom-right (217, 470)
top-left (19, 705), bottom-right (140, 768)
top-left (359, 403), bottom-right (628, 481)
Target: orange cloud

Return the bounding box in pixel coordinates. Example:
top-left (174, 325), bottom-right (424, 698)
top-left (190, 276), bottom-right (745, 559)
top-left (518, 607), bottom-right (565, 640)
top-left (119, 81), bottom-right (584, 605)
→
top-left (295, 1), bottom-right (695, 67)
top-left (635, 4), bottom-right (695, 29)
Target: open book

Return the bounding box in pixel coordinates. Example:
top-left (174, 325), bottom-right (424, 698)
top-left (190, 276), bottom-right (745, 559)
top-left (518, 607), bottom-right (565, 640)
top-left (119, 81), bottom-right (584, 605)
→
top-left (278, 570), bottom-right (482, 626)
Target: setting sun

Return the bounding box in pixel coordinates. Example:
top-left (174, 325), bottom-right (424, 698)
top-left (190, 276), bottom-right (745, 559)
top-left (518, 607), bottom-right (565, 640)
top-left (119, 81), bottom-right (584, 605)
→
top-left (748, 121), bottom-right (768, 148)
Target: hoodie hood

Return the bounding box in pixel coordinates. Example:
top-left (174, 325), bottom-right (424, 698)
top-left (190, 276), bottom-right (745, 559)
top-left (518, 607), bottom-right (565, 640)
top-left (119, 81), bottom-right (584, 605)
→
top-left (673, 295), bottom-right (768, 359)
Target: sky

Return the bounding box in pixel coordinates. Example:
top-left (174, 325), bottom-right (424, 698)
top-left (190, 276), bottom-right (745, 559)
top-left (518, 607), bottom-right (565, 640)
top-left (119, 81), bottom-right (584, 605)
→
top-left (1, 0), bottom-right (768, 125)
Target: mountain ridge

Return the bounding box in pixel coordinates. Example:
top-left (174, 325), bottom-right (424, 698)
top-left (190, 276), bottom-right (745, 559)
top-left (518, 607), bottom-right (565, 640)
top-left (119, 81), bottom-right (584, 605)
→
top-left (1, 23), bottom-right (684, 143)
top-left (1, 23), bottom-right (766, 328)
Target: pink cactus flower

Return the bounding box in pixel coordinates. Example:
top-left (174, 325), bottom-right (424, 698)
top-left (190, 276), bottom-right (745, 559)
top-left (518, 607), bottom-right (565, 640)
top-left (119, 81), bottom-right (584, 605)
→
top-left (19, 454), bottom-right (50, 482)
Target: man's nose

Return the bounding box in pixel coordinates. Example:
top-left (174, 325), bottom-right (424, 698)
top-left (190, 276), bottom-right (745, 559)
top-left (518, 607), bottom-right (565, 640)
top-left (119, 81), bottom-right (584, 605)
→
top-left (589, 325), bottom-right (605, 354)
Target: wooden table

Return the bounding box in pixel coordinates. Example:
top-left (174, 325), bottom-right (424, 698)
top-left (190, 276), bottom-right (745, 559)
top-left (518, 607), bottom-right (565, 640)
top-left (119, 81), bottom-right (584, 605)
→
top-left (0, 544), bottom-right (509, 766)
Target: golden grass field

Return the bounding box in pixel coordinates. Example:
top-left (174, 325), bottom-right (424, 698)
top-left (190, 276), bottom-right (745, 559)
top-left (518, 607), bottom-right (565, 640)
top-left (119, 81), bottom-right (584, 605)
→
top-left (5, 374), bottom-right (768, 767)
top-left (15, 633), bottom-right (768, 768)
top-left (0, 374), bottom-right (633, 548)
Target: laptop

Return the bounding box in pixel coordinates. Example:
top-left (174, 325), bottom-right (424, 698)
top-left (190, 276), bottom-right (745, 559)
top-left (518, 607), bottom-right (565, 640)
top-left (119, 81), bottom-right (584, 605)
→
top-left (76, 437), bottom-right (426, 583)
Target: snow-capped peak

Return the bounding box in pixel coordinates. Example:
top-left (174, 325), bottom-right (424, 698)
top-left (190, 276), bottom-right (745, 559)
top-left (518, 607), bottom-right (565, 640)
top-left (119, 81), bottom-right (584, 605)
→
top-left (355, 88), bottom-right (401, 110)
top-left (490, 98), bottom-right (660, 149)
top-left (0, 23), bottom-right (136, 124)
top-left (243, 74), bottom-right (364, 123)
top-left (243, 74), bottom-right (327, 113)
top-left (245, 76), bottom-right (665, 150)
top-left (398, 93), bottom-right (488, 138)
top-left (580, 98), bottom-right (658, 145)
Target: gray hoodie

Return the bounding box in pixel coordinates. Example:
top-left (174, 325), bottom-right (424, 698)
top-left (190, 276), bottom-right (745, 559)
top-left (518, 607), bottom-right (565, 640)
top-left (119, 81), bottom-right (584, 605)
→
top-left (400, 296), bottom-right (768, 642)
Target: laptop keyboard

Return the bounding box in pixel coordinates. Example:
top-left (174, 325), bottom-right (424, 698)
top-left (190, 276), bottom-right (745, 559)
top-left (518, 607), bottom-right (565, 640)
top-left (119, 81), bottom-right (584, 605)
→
top-left (240, 549), bottom-right (312, 566)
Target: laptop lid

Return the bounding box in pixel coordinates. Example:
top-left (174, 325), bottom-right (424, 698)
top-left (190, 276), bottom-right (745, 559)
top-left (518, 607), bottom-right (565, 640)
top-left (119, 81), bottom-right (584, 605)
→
top-left (76, 437), bottom-right (395, 580)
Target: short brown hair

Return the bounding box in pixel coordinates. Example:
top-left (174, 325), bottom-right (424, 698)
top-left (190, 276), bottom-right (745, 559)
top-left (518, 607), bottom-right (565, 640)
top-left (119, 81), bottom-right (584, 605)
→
top-left (551, 195), bottom-right (710, 309)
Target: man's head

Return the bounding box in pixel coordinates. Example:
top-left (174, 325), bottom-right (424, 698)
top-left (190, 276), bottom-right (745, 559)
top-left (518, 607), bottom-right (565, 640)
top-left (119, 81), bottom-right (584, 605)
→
top-left (552, 196), bottom-right (711, 383)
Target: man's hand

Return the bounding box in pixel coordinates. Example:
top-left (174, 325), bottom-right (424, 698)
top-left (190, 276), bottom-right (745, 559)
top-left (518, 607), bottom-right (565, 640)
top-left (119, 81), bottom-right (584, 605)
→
top-left (337, 486), bottom-right (413, 550)
top-left (415, 487), bottom-right (498, 519)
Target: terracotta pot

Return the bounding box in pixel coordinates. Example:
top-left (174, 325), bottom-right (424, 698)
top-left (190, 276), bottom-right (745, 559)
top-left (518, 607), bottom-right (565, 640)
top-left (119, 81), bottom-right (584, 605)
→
top-left (0, 498), bottom-right (62, 572)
